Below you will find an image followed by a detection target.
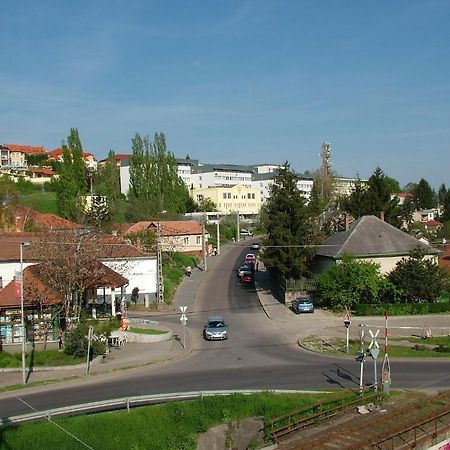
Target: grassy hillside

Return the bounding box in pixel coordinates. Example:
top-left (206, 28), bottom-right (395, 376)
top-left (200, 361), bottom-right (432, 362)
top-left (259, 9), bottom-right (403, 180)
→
top-left (17, 191), bottom-right (58, 215)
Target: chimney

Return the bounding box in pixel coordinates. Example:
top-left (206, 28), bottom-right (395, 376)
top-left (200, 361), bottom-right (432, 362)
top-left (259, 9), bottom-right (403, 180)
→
top-left (380, 211), bottom-right (385, 222)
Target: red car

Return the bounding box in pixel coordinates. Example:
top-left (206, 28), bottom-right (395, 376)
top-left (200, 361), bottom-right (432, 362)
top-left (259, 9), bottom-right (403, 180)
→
top-left (240, 273), bottom-right (254, 284)
top-left (245, 253), bottom-right (256, 264)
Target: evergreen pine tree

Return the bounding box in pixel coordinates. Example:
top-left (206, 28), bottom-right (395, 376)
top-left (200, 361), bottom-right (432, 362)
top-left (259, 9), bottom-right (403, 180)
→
top-left (261, 162), bottom-right (314, 279)
top-left (413, 178), bottom-right (436, 209)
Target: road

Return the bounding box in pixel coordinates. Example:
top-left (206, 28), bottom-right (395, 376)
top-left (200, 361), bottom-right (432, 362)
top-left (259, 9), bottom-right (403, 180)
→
top-left (1, 242), bottom-right (450, 418)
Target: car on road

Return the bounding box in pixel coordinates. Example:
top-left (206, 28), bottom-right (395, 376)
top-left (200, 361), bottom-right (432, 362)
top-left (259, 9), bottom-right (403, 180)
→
top-left (245, 253), bottom-right (256, 264)
top-left (203, 316), bottom-right (228, 340)
top-left (237, 264), bottom-right (253, 277)
top-left (240, 229), bottom-right (253, 237)
top-left (250, 242), bottom-right (260, 250)
top-left (240, 273), bottom-right (254, 284)
top-left (292, 297), bottom-right (314, 314)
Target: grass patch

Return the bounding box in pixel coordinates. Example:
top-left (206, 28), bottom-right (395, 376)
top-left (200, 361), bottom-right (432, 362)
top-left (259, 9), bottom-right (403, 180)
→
top-left (301, 336), bottom-right (450, 358)
top-left (162, 253), bottom-right (199, 303)
top-left (0, 392), bottom-right (335, 449)
top-left (17, 191), bottom-right (57, 214)
top-left (128, 327), bottom-right (167, 335)
top-left (0, 350), bottom-right (84, 368)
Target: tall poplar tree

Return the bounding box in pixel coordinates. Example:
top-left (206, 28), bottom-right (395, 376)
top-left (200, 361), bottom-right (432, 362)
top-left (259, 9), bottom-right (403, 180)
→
top-left (127, 132), bottom-right (189, 221)
top-left (55, 128), bottom-right (88, 222)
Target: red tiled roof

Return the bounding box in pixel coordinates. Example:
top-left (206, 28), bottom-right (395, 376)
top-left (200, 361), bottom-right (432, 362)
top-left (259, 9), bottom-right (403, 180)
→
top-left (12, 206), bottom-right (81, 232)
top-left (393, 192), bottom-right (415, 198)
top-left (124, 220), bottom-right (203, 236)
top-left (28, 167), bottom-right (55, 176)
top-left (0, 231), bottom-right (153, 262)
top-left (49, 148), bottom-right (96, 160)
top-left (3, 144), bottom-right (48, 155)
top-left (438, 246), bottom-right (450, 273)
top-left (98, 153), bottom-right (131, 164)
top-left (0, 261), bottom-right (128, 309)
top-left (424, 220), bottom-right (442, 227)
top-left (0, 265), bottom-right (62, 309)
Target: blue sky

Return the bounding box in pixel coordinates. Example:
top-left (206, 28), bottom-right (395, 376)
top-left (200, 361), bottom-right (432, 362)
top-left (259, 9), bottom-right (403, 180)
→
top-left (1, 0), bottom-right (449, 189)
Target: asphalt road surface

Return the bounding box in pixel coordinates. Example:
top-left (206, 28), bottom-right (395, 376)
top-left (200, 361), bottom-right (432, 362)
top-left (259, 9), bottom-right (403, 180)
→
top-left (1, 243), bottom-right (450, 418)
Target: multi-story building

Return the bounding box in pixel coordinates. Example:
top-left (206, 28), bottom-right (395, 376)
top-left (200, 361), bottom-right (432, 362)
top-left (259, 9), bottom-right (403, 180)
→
top-left (191, 184), bottom-right (261, 215)
top-left (189, 163), bottom-right (255, 189)
top-left (0, 145), bottom-right (26, 169)
top-left (250, 169), bottom-right (314, 205)
top-left (48, 148), bottom-right (97, 170)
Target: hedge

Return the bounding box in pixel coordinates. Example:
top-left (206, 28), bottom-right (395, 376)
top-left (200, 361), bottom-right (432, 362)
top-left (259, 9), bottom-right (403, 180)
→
top-left (353, 301), bottom-right (450, 316)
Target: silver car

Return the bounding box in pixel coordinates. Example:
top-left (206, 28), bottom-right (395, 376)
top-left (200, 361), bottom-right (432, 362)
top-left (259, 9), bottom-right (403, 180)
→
top-left (203, 316), bottom-right (228, 340)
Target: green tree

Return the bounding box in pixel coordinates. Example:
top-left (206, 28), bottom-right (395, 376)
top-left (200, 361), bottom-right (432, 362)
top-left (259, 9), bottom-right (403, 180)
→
top-left (93, 150), bottom-right (123, 224)
top-left (261, 162), bottom-right (314, 279)
top-left (438, 183), bottom-right (447, 206)
top-left (341, 167), bottom-right (401, 226)
top-left (0, 175), bottom-right (18, 230)
top-left (315, 254), bottom-right (392, 310)
top-left (55, 128), bottom-right (88, 222)
top-left (197, 197), bottom-right (217, 212)
top-left (340, 176), bottom-right (368, 219)
top-left (388, 248), bottom-right (448, 302)
top-left (413, 178), bottom-right (436, 209)
top-left (127, 132), bottom-right (189, 221)
top-left (385, 176), bottom-right (401, 193)
top-left (442, 191), bottom-right (450, 221)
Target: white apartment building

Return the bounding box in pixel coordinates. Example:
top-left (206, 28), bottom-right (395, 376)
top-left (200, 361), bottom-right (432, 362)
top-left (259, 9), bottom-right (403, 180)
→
top-left (250, 171), bottom-right (314, 205)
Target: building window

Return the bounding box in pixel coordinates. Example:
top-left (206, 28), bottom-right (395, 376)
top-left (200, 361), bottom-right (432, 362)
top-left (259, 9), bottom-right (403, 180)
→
top-left (183, 237), bottom-right (189, 245)
top-left (223, 193), bottom-right (227, 199)
top-left (196, 236), bottom-right (201, 245)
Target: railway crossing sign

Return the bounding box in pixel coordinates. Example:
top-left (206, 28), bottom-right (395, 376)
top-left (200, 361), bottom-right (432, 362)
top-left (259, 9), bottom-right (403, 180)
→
top-left (368, 329), bottom-right (380, 360)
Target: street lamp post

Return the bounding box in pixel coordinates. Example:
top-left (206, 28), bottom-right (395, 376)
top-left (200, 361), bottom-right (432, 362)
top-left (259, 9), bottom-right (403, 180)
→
top-left (20, 241), bottom-right (31, 385)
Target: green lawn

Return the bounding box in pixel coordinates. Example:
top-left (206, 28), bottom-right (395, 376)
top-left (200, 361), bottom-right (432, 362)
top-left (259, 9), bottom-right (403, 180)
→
top-left (0, 392), bottom-right (340, 450)
top-left (128, 327), bottom-right (167, 335)
top-left (17, 191), bottom-right (58, 214)
top-left (0, 350), bottom-right (84, 368)
top-left (302, 336), bottom-right (450, 358)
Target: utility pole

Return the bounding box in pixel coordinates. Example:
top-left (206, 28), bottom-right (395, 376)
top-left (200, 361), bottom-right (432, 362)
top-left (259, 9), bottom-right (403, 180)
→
top-left (381, 310), bottom-right (391, 395)
top-left (202, 214), bottom-right (207, 271)
top-left (216, 214), bottom-right (220, 255)
top-left (236, 211), bottom-right (240, 242)
top-left (156, 221), bottom-right (164, 303)
top-left (320, 142), bottom-right (332, 201)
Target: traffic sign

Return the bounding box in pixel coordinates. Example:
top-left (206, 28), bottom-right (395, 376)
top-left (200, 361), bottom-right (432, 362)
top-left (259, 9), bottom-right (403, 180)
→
top-left (179, 306), bottom-right (187, 313)
top-left (180, 314), bottom-right (188, 325)
top-left (369, 348), bottom-right (380, 359)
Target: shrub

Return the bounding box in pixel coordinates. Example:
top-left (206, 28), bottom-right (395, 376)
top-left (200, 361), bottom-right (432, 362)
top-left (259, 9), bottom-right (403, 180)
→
top-left (353, 301), bottom-right (450, 316)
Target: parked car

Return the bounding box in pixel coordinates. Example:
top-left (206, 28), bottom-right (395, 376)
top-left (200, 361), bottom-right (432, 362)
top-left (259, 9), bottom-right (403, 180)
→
top-left (240, 273), bottom-right (254, 284)
top-left (203, 316), bottom-right (228, 340)
top-left (237, 264), bottom-right (253, 277)
top-left (240, 229), bottom-right (253, 237)
top-left (250, 242), bottom-right (260, 250)
top-left (292, 297), bottom-right (314, 314)
top-left (245, 253), bottom-right (256, 264)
